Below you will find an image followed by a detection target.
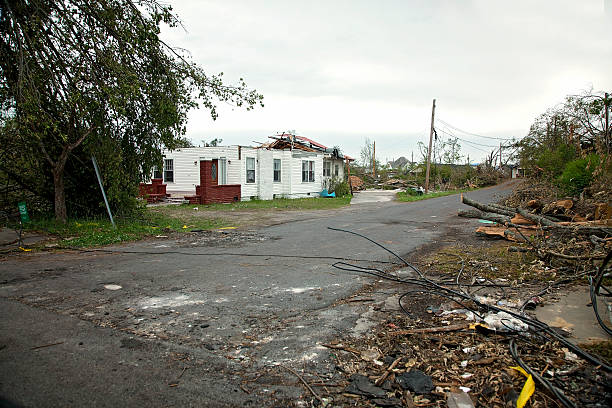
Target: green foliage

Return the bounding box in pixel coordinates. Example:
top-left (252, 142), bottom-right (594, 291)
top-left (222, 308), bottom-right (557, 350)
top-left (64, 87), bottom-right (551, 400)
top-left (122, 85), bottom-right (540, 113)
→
top-left (535, 144), bottom-right (576, 178)
top-left (0, 0), bottom-right (263, 221)
top-left (156, 196), bottom-right (352, 212)
top-left (330, 179), bottom-right (351, 197)
top-left (22, 211), bottom-right (226, 248)
top-left (396, 189), bottom-right (472, 202)
top-left (557, 154), bottom-right (601, 194)
top-left (517, 89), bottom-right (610, 180)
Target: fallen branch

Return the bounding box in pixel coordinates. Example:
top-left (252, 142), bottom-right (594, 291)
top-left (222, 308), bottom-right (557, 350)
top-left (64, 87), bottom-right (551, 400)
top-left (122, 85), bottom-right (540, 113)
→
top-left (389, 323), bottom-right (471, 335)
top-left (517, 208), bottom-right (558, 227)
top-left (321, 343), bottom-right (360, 354)
top-left (375, 356), bottom-right (402, 386)
top-left (538, 249), bottom-right (605, 260)
top-left (457, 209), bottom-right (511, 224)
top-left (461, 195), bottom-right (515, 217)
top-left (280, 365), bottom-right (322, 403)
top-left (518, 209), bottom-right (612, 235)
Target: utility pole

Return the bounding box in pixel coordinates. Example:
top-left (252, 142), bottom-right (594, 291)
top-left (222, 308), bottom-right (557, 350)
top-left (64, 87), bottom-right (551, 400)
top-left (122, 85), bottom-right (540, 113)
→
top-left (372, 140), bottom-right (376, 178)
top-left (499, 142), bottom-right (502, 169)
top-left (425, 99), bottom-right (436, 194)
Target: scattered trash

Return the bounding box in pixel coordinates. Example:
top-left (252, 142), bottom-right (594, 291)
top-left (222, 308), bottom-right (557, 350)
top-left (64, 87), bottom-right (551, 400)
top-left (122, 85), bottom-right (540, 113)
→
top-left (446, 391), bottom-right (474, 408)
top-left (482, 311), bottom-right (529, 332)
top-left (344, 374), bottom-right (386, 398)
top-left (510, 366), bottom-right (535, 408)
top-left (360, 348), bottom-right (381, 362)
top-left (395, 369), bottom-right (434, 394)
top-left (104, 284), bottom-right (122, 291)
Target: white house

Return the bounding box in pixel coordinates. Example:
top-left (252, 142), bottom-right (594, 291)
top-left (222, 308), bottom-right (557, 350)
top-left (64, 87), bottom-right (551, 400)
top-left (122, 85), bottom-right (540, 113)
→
top-left (154, 133), bottom-right (352, 201)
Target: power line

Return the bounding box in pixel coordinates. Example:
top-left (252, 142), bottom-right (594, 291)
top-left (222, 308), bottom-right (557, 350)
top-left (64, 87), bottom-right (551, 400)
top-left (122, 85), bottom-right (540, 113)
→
top-left (434, 126), bottom-right (497, 152)
top-left (436, 118), bottom-right (515, 141)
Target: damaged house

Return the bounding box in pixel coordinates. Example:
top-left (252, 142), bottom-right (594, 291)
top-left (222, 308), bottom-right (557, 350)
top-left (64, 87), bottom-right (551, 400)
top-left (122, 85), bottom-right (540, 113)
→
top-left (144, 133), bottom-right (353, 204)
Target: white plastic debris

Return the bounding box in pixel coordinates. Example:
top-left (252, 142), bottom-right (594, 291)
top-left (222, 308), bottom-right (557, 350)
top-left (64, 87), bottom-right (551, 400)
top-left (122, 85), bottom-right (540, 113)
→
top-left (482, 311), bottom-right (529, 332)
top-left (104, 284), bottom-right (122, 290)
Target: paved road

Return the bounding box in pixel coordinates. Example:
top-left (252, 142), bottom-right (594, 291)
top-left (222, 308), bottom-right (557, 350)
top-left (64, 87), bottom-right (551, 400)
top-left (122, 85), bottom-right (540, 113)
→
top-left (0, 182), bottom-right (516, 407)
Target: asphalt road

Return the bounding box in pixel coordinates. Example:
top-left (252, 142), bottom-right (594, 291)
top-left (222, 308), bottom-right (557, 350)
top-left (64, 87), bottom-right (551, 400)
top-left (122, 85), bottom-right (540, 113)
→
top-left (0, 182), bottom-right (516, 407)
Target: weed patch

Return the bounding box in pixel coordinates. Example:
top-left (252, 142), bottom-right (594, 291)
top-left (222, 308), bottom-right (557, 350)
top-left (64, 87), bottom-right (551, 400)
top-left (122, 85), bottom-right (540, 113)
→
top-left (23, 212), bottom-right (226, 248)
top-left (396, 188), bottom-right (472, 203)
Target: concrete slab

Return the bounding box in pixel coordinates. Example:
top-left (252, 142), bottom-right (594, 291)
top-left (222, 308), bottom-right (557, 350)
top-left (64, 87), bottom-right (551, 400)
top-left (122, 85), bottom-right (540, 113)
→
top-left (535, 286), bottom-right (611, 344)
top-left (350, 189), bottom-right (401, 204)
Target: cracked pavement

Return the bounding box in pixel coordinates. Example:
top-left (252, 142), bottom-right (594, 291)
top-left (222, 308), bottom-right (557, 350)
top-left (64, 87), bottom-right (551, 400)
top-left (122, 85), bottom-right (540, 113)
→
top-left (0, 182), bottom-right (514, 407)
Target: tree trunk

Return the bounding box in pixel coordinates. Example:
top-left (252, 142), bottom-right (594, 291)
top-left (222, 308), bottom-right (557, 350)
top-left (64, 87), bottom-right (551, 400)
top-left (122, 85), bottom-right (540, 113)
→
top-left (53, 165), bottom-right (67, 223)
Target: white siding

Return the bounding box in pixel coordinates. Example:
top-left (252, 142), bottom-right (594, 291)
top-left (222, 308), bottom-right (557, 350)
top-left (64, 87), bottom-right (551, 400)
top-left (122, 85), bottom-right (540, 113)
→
top-left (161, 146), bottom-right (241, 193)
top-left (159, 146), bottom-right (327, 200)
top-left (289, 151), bottom-right (324, 198)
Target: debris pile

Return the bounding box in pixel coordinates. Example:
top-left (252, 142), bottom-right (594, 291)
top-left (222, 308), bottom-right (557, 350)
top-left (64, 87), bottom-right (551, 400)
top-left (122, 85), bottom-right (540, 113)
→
top-left (459, 194), bottom-right (611, 268)
top-left (349, 176), bottom-right (365, 191)
top-left (321, 227), bottom-right (611, 408)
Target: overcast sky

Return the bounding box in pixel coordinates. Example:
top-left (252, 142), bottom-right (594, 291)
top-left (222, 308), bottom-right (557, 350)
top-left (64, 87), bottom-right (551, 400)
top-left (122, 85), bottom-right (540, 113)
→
top-left (161, 0), bottom-right (612, 164)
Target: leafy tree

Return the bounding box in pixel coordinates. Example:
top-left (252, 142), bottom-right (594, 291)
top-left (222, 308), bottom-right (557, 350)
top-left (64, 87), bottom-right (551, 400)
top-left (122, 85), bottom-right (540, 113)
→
top-left (441, 137), bottom-right (462, 165)
top-left (0, 0), bottom-right (263, 221)
top-left (359, 137), bottom-right (374, 170)
top-left (517, 89), bottom-right (610, 177)
top-left (202, 138), bottom-right (223, 147)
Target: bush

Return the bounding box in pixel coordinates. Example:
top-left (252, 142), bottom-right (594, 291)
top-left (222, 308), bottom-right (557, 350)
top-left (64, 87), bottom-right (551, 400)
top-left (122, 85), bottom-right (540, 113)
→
top-left (557, 154), bottom-right (601, 194)
top-left (536, 144), bottom-right (576, 178)
top-left (331, 180), bottom-right (351, 197)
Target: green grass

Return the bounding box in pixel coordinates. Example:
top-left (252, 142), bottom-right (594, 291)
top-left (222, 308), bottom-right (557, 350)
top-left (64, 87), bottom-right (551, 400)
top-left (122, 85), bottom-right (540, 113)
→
top-left (22, 211), bottom-right (226, 248)
top-left (156, 196), bottom-right (352, 212)
top-left (18, 196), bottom-right (351, 249)
top-left (396, 188), bottom-right (472, 202)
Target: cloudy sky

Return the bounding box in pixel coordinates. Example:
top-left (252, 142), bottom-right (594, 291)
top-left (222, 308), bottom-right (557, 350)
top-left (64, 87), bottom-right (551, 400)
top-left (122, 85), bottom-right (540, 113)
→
top-left (161, 0), bottom-right (612, 164)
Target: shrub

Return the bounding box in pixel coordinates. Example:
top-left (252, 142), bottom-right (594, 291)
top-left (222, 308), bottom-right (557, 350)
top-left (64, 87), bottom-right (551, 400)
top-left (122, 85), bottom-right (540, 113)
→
top-left (557, 154), bottom-right (600, 194)
top-left (331, 180), bottom-right (351, 197)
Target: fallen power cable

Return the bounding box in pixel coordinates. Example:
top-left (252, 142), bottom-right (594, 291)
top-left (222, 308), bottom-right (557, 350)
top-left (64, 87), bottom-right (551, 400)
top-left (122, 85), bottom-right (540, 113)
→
top-left (327, 226), bottom-right (611, 407)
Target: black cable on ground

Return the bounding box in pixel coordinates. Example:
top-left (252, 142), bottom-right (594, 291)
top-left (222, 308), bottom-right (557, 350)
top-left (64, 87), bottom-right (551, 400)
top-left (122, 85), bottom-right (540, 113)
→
top-left (509, 339), bottom-right (577, 408)
top-left (328, 226), bottom-right (612, 373)
top-left (590, 250), bottom-right (612, 336)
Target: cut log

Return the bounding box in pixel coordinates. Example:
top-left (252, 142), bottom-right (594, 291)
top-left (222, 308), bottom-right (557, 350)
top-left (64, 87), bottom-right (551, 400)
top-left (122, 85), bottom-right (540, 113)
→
top-left (457, 209), bottom-right (511, 224)
top-left (517, 208), bottom-right (558, 227)
top-left (488, 203), bottom-right (518, 213)
top-left (595, 203), bottom-right (612, 220)
top-left (461, 195), bottom-right (515, 217)
top-left (511, 213), bottom-right (536, 225)
top-left (527, 199), bottom-right (542, 209)
top-left (554, 199), bottom-right (573, 210)
top-left (476, 226), bottom-right (518, 241)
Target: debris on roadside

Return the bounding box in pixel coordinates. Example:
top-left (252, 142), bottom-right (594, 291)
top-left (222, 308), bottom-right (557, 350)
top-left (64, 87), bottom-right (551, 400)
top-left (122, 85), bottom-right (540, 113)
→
top-left (321, 227), bottom-right (612, 408)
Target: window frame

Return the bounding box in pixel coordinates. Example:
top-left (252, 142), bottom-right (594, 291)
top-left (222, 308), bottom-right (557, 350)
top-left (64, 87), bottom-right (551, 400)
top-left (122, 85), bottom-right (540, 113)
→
top-left (323, 160), bottom-right (331, 177)
top-left (246, 157), bottom-right (256, 183)
top-left (334, 164), bottom-right (339, 177)
top-left (302, 160), bottom-right (315, 182)
top-left (273, 159), bottom-right (281, 182)
top-left (163, 159), bottom-right (174, 183)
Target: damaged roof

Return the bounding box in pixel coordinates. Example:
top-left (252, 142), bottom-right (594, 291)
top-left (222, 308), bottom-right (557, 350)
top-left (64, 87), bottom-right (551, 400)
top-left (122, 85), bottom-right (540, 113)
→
top-left (263, 132), bottom-right (355, 161)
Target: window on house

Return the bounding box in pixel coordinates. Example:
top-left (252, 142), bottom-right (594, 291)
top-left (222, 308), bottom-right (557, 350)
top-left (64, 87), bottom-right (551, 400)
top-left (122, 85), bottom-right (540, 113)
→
top-left (211, 162), bottom-right (217, 181)
top-left (323, 161), bottom-right (331, 177)
top-left (246, 157), bottom-right (255, 183)
top-left (153, 166), bottom-right (162, 179)
top-left (163, 159), bottom-right (174, 183)
top-left (273, 159), bottom-right (281, 182)
top-left (334, 164), bottom-right (339, 177)
top-left (302, 160), bottom-right (315, 182)
top-left (219, 158), bottom-right (227, 185)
